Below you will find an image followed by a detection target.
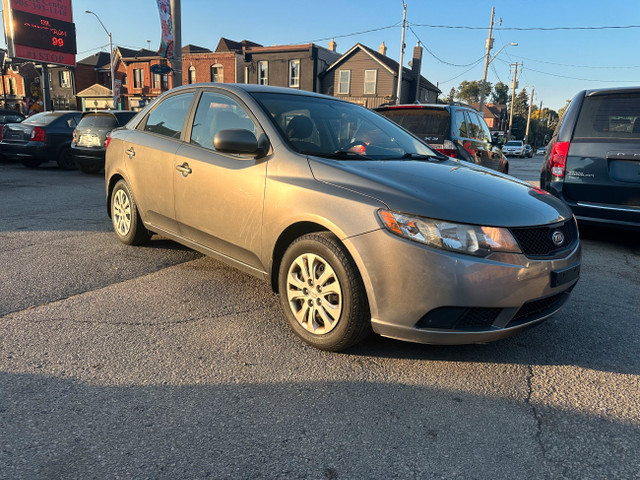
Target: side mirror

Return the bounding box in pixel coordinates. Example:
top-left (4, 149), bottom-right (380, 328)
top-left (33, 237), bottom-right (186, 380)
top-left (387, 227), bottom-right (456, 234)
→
top-left (213, 129), bottom-right (269, 158)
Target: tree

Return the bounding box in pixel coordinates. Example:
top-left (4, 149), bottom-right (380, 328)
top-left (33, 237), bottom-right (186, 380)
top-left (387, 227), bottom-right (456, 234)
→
top-left (557, 99), bottom-right (571, 120)
top-left (491, 82), bottom-right (509, 105)
top-left (442, 87), bottom-right (456, 104)
top-left (513, 88), bottom-right (530, 118)
top-left (455, 80), bottom-right (490, 104)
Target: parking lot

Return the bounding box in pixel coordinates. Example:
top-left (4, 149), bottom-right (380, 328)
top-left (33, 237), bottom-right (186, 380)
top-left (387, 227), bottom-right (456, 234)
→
top-left (1, 159), bottom-right (639, 479)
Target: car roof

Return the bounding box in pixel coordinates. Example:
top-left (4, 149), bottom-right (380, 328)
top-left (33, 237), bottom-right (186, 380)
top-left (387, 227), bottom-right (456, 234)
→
top-left (584, 86), bottom-right (640, 97)
top-left (81, 110), bottom-right (134, 117)
top-left (375, 103), bottom-right (478, 112)
top-left (169, 82), bottom-right (340, 101)
top-left (0, 109), bottom-right (24, 116)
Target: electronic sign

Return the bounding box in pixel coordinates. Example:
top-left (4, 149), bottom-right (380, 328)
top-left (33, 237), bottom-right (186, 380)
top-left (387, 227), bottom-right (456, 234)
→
top-left (3, 0), bottom-right (76, 67)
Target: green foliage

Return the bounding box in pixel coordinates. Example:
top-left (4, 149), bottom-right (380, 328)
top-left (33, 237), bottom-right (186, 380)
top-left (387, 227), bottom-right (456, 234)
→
top-left (491, 82), bottom-right (509, 105)
top-left (442, 87), bottom-right (456, 104)
top-left (455, 80), bottom-right (491, 104)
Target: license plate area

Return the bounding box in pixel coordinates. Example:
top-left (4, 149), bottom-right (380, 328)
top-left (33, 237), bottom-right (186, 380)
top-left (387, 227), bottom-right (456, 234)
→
top-left (551, 263), bottom-right (580, 287)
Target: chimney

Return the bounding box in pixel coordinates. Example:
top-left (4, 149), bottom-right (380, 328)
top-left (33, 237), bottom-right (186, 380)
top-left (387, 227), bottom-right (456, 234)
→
top-left (379, 42), bottom-right (387, 56)
top-left (328, 39), bottom-right (337, 52)
top-left (411, 42), bottom-right (423, 103)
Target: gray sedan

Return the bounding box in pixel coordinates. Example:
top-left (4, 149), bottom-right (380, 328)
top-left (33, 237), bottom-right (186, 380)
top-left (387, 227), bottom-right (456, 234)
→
top-left (105, 84), bottom-right (580, 351)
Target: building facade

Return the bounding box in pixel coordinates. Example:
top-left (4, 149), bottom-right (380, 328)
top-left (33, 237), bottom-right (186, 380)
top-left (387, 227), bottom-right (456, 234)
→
top-left (321, 42), bottom-right (440, 108)
top-left (181, 44), bottom-right (238, 86)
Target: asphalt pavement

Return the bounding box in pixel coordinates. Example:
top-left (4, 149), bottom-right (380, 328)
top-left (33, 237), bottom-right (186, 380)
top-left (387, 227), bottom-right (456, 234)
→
top-left (0, 160), bottom-right (638, 479)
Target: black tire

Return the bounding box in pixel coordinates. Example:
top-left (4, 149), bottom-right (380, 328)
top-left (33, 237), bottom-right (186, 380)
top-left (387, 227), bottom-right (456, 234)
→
top-left (278, 232), bottom-right (371, 351)
top-left (110, 180), bottom-right (151, 245)
top-left (56, 147), bottom-right (77, 170)
top-left (20, 159), bottom-right (42, 168)
top-left (76, 161), bottom-right (103, 174)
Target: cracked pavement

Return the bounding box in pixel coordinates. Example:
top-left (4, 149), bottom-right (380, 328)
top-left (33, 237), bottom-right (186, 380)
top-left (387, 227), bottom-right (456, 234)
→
top-left (0, 162), bottom-right (638, 479)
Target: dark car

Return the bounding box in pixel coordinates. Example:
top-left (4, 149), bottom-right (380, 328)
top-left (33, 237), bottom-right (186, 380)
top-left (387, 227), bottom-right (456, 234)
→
top-left (0, 109), bottom-right (26, 160)
top-left (0, 111), bottom-right (82, 169)
top-left (375, 103), bottom-right (509, 174)
top-left (72, 110), bottom-right (137, 174)
top-left (105, 84), bottom-right (579, 351)
top-left (540, 87), bottom-right (640, 229)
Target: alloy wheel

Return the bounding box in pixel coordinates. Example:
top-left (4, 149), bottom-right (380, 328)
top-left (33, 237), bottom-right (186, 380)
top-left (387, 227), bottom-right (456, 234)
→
top-left (113, 189), bottom-right (132, 237)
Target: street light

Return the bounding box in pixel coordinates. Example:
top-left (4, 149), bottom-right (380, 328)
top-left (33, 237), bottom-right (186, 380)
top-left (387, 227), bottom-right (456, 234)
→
top-left (478, 42), bottom-right (518, 114)
top-left (85, 10), bottom-right (117, 110)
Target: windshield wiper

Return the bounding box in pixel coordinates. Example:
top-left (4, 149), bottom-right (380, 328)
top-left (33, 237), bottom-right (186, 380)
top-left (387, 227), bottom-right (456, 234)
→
top-left (319, 150), bottom-right (372, 160)
top-left (385, 152), bottom-right (447, 161)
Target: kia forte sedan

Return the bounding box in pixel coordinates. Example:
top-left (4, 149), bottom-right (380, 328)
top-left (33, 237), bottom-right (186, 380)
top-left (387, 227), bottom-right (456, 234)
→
top-left (105, 84), bottom-right (581, 351)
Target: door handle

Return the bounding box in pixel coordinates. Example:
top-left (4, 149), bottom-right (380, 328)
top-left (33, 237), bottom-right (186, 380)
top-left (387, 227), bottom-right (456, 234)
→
top-left (176, 163), bottom-right (192, 177)
top-left (126, 147), bottom-right (135, 159)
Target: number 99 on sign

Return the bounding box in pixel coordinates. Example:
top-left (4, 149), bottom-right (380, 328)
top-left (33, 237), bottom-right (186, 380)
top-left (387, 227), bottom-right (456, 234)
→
top-left (53, 37), bottom-right (65, 47)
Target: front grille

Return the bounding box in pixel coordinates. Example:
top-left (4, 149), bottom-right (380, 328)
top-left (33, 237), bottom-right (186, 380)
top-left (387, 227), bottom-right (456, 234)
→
top-left (456, 308), bottom-right (502, 329)
top-left (510, 219), bottom-right (578, 257)
top-left (509, 291), bottom-right (570, 327)
top-left (416, 307), bottom-right (502, 330)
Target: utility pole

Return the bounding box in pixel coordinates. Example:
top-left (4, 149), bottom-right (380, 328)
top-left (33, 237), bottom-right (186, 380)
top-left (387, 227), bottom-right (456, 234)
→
top-left (171, 0), bottom-right (182, 88)
top-left (508, 62), bottom-right (518, 139)
top-left (395, 1), bottom-right (407, 104)
top-left (525, 87), bottom-right (535, 143)
top-left (478, 7), bottom-right (495, 115)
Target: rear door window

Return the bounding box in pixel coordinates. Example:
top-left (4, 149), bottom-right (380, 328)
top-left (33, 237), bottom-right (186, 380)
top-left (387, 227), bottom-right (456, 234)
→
top-left (574, 93), bottom-right (640, 139)
top-left (143, 92), bottom-right (195, 139)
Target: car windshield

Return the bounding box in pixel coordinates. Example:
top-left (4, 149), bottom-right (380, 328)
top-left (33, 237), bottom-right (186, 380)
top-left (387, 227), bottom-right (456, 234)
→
top-left (505, 141), bottom-right (523, 146)
top-left (23, 112), bottom-right (64, 125)
top-left (251, 92), bottom-right (439, 160)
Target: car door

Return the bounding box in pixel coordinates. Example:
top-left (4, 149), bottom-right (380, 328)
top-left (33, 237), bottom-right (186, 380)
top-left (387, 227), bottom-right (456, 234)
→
top-left (173, 89), bottom-right (268, 270)
top-left (122, 91), bottom-right (196, 234)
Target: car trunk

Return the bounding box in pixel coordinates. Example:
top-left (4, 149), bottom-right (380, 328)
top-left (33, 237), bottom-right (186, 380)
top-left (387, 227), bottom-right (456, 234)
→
top-left (562, 93), bottom-right (640, 208)
top-left (2, 123), bottom-right (35, 144)
top-left (75, 114), bottom-right (118, 148)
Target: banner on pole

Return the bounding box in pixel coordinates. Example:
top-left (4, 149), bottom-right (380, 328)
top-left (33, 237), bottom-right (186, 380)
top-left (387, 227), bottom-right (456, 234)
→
top-left (156, 0), bottom-right (173, 59)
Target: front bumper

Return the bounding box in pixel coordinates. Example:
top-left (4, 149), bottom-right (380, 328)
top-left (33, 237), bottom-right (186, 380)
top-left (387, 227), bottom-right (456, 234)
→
top-left (344, 229), bottom-right (581, 345)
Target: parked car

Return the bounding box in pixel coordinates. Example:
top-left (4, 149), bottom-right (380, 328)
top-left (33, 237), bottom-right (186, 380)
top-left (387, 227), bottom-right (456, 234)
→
top-left (541, 86), bottom-right (640, 229)
top-left (72, 110), bottom-right (136, 174)
top-left (502, 140), bottom-right (526, 157)
top-left (524, 144), bottom-right (533, 158)
top-left (0, 109), bottom-right (26, 160)
top-left (106, 84), bottom-right (580, 351)
top-left (0, 111), bottom-right (82, 169)
top-left (536, 145), bottom-right (547, 156)
top-left (375, 103), bottom-right (509, 174)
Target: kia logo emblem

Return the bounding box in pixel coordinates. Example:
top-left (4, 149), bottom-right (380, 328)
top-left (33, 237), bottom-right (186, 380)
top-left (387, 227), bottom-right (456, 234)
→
top-left (551, 230), bottom-right (565, 247)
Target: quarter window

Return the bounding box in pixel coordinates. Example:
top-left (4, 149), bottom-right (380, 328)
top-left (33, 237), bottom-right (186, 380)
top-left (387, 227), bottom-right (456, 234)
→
top-left (454, 110), bottom-right (468, 138)
top-left (143, 92), bottom-right (194, 139)
top-left (258, 61), bottom-right (268, 85)
top-left (190, 91), bottom-right (258, 152)
top-left (364, 69), bottom-right (377, 95)
top-left (289, 59), bottom-right (300, 88)
top-left (338, 70), bottom-right (350, 95)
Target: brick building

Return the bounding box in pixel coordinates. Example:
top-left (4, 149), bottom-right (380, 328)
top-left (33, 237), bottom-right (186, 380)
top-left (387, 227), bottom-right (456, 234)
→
top-left (1, 64), bottom-right (26, 112)
top-left (181, 44), bottom-right (238, 85)
top-left (113, 47), bottom-right (173, 110)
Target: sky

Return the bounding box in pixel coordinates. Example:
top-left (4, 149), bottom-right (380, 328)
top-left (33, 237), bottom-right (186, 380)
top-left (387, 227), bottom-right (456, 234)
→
top-left (7, 0), bottom-right (640, 111)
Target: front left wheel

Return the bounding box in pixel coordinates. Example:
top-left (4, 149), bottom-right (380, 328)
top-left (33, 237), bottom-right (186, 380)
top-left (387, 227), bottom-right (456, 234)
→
top-left (110, 180), bottom-right (151, 245)
top-left (278, 232), bottom-right (371, 351)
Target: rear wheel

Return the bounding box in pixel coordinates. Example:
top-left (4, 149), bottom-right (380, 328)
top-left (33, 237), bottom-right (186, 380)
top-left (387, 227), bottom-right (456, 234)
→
top-left (110, 180), bottom-right (151, 245)
top-left (56, 147), bottom-right (76, 170)
top-left (278, 232), bottom-right (371, 351)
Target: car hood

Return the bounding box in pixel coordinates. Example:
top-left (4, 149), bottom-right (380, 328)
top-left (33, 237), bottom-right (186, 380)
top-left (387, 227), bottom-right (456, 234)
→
top-left (308, 157), bottom-right (572, 227)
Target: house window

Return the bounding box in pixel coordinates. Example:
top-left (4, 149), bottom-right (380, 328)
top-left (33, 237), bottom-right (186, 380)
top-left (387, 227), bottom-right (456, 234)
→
top-left (153, 73), bottom-right (161, 88)
top-left (133, 69), bottom-right (144, 89)
top-left (289, 59), bottom-right (300, 88)
top-left (122, 74), bottom-right (127, 86)
top-left (188, 66), bottom-right (196, 84)
top-left (210, 64), bottom-right (223, 82)
top-left (338, 70), bottom-right (350, 95)
top-left (59, 70), bottom-right (71, 88)
top-left (364, 69), bottom-right (377, 95)
top-left (244, 66), bottom-right (250, 84)
top-left (162, 74), bottom-right (169, 89)
top-left (258, 61), bottom-right (268, 85)
top-left (8, 78), bottom-right (16, 95)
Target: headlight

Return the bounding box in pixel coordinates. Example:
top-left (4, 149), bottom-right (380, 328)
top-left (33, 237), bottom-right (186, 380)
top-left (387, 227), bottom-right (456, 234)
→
top-left (377, 209), bottom-right (522, 257)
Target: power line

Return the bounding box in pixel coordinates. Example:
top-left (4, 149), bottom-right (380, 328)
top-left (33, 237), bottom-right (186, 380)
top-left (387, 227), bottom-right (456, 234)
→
top-left (302, 23), bottom-right (400, 44)
top-left (439, 58), bottom-right (485, 84)
top-left (408, 25), bottom-right (485, 67)
top-left (506, 54), bottom-right (640, 69)
top-left (496, 58), bottom-right (637, 83)
top-left (410, 23), bottom-right (640, 31)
